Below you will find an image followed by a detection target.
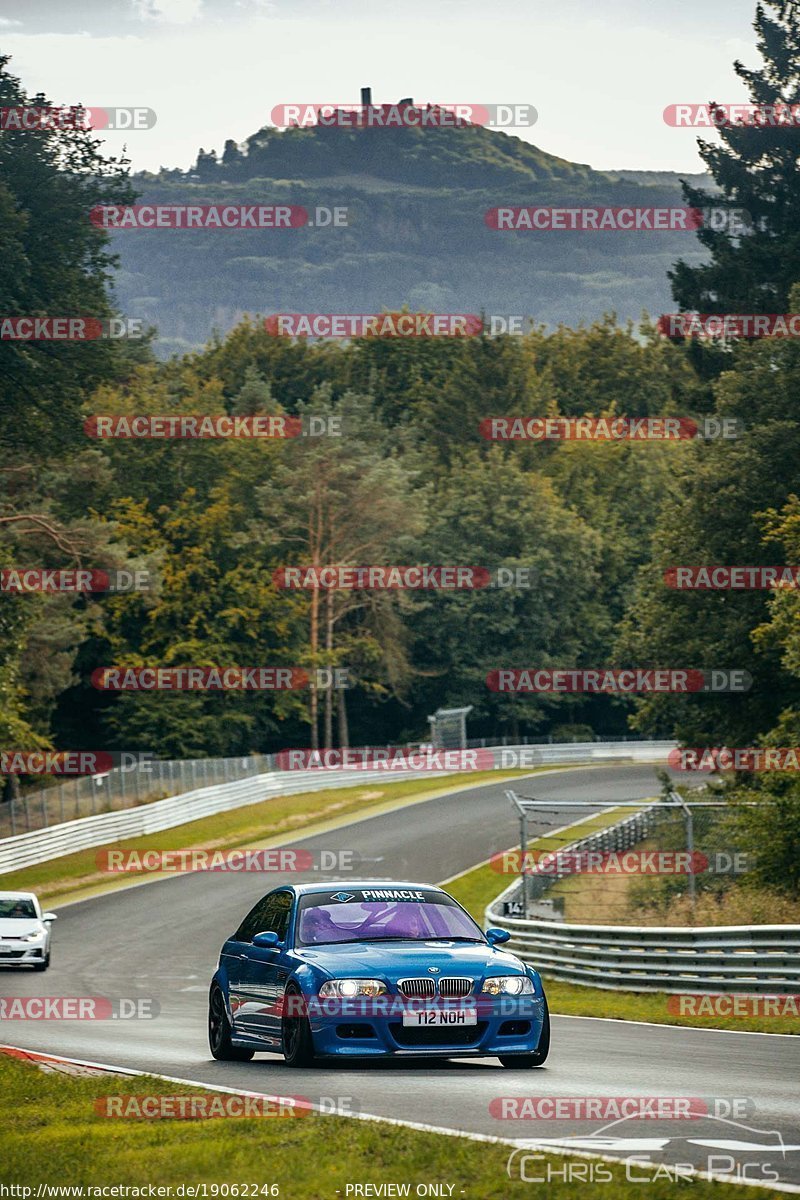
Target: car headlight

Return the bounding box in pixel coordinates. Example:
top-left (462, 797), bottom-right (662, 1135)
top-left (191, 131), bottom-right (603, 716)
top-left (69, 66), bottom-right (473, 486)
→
top-left (481, 975), bottom-right (534, 995)
top-left (22, 932), bottom-right (44, 943)
top-left (319, 979), bottom-right (387, 998)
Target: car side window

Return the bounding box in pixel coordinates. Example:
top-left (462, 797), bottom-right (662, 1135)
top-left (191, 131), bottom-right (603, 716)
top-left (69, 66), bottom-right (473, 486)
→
top-left (235, 895), bottom-right (274, 943)
top-left (235, 891), bottom-right (292, 943)
top-left (262, 892), bottom-right (292, 942)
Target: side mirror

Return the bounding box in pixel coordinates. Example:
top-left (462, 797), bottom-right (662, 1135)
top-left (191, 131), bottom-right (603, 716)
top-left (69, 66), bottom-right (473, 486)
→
top-left (252, 930), bottom-right (281, 949)
top-left (42, 912), bottom-right (58, 923)
top-left (486, 927), bottom-right (511, 946)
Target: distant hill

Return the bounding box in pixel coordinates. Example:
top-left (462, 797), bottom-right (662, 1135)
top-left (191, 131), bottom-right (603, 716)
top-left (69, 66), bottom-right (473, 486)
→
top-left (111, 117), bottom-right (710, 354)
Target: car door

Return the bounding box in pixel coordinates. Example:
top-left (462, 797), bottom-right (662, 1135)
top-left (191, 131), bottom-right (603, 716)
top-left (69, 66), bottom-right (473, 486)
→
top-left (225, 893), bottom-right (276, 1035)
top-left (237, 891), bottom-right (294, 1043)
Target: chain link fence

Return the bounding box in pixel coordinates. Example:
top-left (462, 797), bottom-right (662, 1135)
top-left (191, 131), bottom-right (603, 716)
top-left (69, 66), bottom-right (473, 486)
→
top-left (0, 755), bottom-right (268, 839)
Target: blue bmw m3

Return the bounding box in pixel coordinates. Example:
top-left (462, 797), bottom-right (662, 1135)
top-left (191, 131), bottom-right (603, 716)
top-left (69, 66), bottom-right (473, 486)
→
top-left (208, 881), bottom-right (549, 1068)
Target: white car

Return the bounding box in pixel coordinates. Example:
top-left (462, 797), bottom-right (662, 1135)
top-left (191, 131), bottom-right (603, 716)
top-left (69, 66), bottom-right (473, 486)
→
top-left (0, 892), bottom-right (57, 971)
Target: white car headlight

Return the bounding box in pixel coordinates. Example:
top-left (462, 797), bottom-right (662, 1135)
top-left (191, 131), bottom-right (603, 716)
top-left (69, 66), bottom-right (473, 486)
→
top-left (319, 979), bottom-right (387, 998)
top-left (481, 975), bottom-right (534, 995)
top-left (22, 931), bottom-right (44, 943)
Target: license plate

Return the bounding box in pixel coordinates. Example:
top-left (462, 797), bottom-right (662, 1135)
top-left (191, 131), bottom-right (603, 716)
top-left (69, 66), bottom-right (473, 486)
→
top-left (402, 1008), bottom-right (477, 1027)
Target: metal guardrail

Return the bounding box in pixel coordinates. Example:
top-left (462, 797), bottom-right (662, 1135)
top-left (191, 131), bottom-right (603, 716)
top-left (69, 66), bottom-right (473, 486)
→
top-left (0, 765), bottom-right (446, 876)
top-left (0, 740), bottom-right (676, 875)
top-left (485, 810), bottom-right (800, 994)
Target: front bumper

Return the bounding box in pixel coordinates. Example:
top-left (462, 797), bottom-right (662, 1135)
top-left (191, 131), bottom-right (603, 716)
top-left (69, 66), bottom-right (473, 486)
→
top-left (0, 943), bottom-right (47, 966)
top-left (306, 994), bottom-right (546, 1058)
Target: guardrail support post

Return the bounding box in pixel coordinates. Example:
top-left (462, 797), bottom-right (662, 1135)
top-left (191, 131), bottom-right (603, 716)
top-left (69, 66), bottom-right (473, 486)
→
top-left (671, 791), bottom-right (696, 921)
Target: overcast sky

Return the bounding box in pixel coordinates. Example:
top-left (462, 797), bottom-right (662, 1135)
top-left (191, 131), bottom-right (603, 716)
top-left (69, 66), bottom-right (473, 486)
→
top-left (0, 0), bottom-right (760, 175)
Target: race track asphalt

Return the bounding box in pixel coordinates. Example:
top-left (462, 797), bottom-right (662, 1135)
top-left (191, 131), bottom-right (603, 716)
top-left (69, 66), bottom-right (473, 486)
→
top-left (2, 763), bottom-right (799, 1187)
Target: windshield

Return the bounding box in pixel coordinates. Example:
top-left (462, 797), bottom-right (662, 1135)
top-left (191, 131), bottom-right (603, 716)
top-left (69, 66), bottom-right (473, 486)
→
top-left (296, 890), bottom-right (484, 947)
top-left (0, 898), bottom-right (37, 919)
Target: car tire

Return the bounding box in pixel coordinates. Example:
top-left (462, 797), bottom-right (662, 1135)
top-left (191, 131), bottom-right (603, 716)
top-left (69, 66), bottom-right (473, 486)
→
top-left (282, 984), bottom-right (315, 1067)
top-left (32, 952), bottom-right (50, 972)
top-left (499, 997), bottom-right (550, 1068)
top-left (208, 985), bottom-right (254, 1062)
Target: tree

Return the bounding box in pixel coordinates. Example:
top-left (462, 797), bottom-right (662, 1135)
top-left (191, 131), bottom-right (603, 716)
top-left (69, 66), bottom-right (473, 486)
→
top-left (0, 55), bottom-right (138, 457)
top-left (670, 1), bottom-right (800, 315)
top-left (621, 318), bottom-right (800, 744)
top-left (252, 388), bottom-right (418, 749)
top-left (221, 139), bottom-right (243, 173)
top-left (407, 448), bottom-right (607, 740)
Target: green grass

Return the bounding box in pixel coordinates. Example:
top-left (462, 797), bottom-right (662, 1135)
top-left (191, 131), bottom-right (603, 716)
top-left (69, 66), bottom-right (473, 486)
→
top-left (3, 768), bottom-right (546, 906)
top-left (539, 976), bottom-right (800, 1034)
top-left (0, 1055), bottom-right (786, 1199)
top-left (445, 808), bottom-right (800, 1036)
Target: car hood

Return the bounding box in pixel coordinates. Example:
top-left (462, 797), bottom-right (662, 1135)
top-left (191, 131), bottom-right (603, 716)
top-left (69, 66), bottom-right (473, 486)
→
top-left (295, 940), bottom-right (527, 981)
top-left (0, 919), bottom-right (42, 938)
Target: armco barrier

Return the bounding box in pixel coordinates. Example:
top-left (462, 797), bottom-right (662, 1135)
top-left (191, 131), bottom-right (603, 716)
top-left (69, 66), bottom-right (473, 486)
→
top-left (0, 766), bottom-right (435, 875)
top-left (0, 740), bottom-right (675, 875)
top-left (485, 812), bottom-right (800, 994)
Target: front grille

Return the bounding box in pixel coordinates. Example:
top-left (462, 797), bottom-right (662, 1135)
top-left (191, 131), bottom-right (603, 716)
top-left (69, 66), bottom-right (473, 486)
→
top-left (0, 950), bottom-right (25, 959)
top-left (390, 1022), bottom-right (487, 1047)
top-left (438, 977), bottom-right (473, 998)
top-left (398, 977), bottom-right (436, 998)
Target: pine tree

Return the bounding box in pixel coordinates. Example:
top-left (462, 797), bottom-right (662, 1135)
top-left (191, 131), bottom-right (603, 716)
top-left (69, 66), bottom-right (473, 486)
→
top-left (670, 1), bottom-right (800, 314)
